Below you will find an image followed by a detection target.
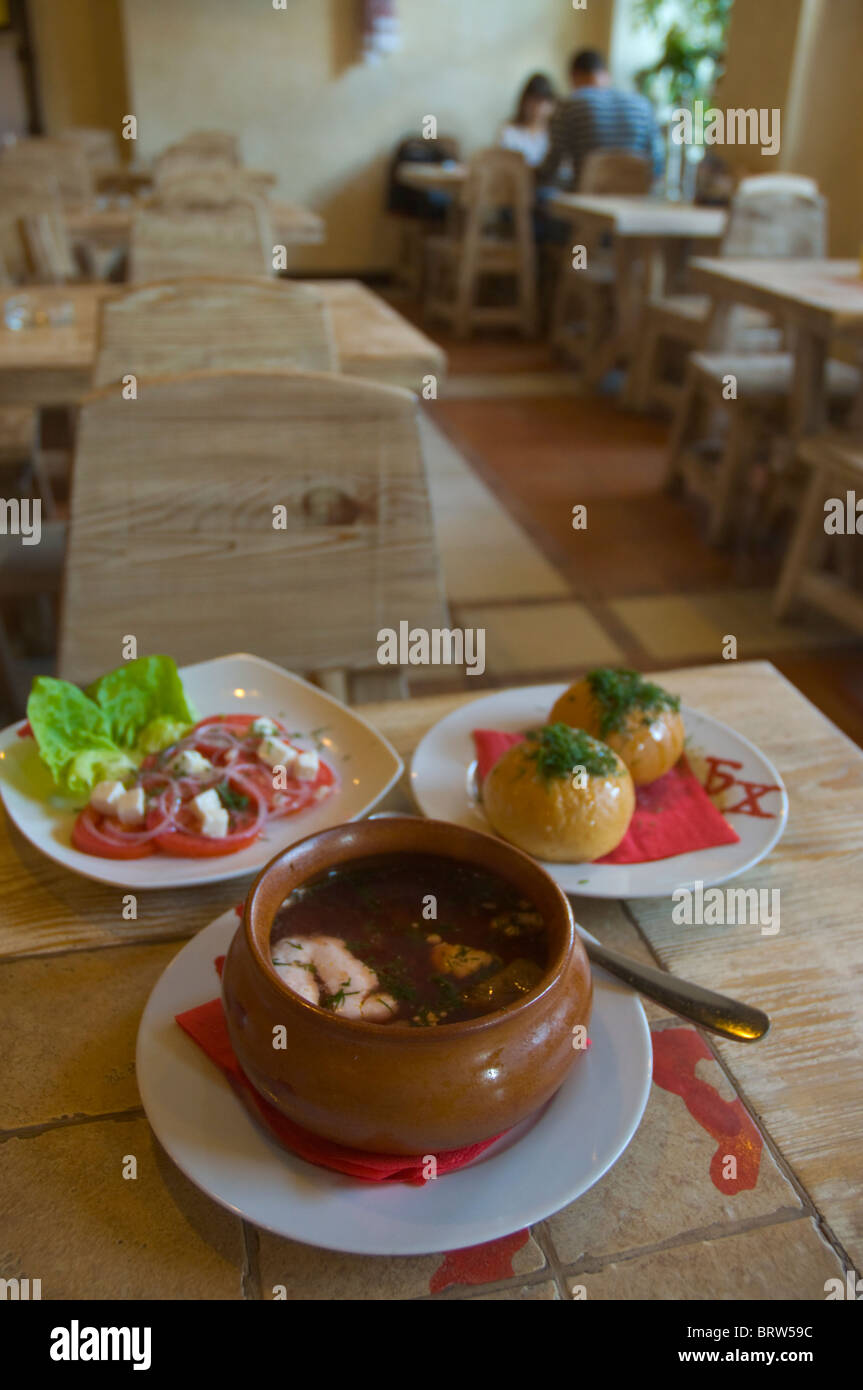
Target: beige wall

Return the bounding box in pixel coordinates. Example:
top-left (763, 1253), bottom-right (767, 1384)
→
top-left (781, 0), bottom-right (863, 256)
top-left (711, 0), bottom-right (862, 255)
top-left (29, 0), bottom-right (129, 142)
top-left (121, 0), bottom-right (612, 273)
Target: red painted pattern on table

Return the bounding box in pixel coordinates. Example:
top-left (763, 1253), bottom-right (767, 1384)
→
top-left (429, 1229), bottom-right (530, 1294)
top-left (652, 1027), bottom-right (762, 1194)
top-left (702, 756), bottom-right (781, 819)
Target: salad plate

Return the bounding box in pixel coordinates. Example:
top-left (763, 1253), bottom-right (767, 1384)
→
top-left (136, 907), bottom-right (652, 1255)
top-left (0, 653), bottom-right (402, 890)
top-left (410, 683), bottom-right (788, 898)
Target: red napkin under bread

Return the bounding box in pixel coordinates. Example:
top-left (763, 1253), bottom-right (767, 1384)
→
top-left (473, 731), bottom-right (739, 864)
top-left (175, 957), bottom-right (502, 1185)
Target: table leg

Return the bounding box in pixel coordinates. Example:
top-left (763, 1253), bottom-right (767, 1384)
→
top-left (773, 459), bottom-right (828, 618)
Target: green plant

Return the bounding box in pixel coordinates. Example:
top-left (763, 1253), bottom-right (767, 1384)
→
top-left (633, 0), bottom-right (734, 109)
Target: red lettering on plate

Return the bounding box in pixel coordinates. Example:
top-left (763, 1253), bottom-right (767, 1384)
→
top-left (429, 1229), bottom-right (530, 1293)
top-left (652, 1028), bottom-right (762, 1194)
top-left (702, 756), bottom-right (780, 819)
top-left (724, 780), bottom-right (782, 819)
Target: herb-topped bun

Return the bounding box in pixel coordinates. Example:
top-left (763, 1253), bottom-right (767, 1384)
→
top-left (549, 668), bottom-right (684, 786)
top-left (483, 724), bottom-right (635, 863)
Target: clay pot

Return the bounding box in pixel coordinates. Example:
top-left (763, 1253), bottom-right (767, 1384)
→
top-left (222, 816), bottom-right (592, 1154)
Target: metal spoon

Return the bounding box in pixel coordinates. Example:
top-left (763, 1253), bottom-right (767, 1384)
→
top-left (581, 936), bottom-right (770, 1042)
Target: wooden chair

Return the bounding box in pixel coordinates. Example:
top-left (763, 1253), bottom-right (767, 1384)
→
top-left (169, 131), bottom-right (241, 164)
top-left (59, 372), bottom-right (448, 692)
top-left (661, 183), bottom-right (860, 543)
top-left (92, 278), bottom-right (338, 386)
top-left (129, 199), bottom-right (275, 281)
top-left (424, 148), bottom-right (536, 338)
top-left (773, 397), bottom-right (863, 634)
top-left (59, 127), bottom-right (120, 168)
top-left (630, 175), bottom-right (825, 413)
top-left (0, 169), bottom-right (80, 284)
top-left (550, 150), bottom-right (653, 358)
top-left (153, 165), bottom-right (274, 207)
top-left (2, 137), bottom-right (95, 205)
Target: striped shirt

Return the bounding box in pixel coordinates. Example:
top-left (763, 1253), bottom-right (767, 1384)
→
top-left (537, 87), bottom-right (664, 188)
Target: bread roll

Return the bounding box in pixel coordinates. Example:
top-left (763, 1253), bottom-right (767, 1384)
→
top-left (483, 724), bottom-right (635, 862)
top-left (549, 669), bottom-right (684, 786)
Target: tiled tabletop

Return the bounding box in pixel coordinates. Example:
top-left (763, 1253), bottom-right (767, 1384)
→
top-left (0, 661), bottom-right (859, 1299)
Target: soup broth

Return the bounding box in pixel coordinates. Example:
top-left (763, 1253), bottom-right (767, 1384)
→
top-left (269, 853), bottom-right (549, 1026)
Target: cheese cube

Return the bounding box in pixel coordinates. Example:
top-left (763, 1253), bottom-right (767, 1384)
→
top-left (294, 749), bottom-right (320, 781)
top-left (90, 780), bottom-right (125, 816)
top-left (256, 736), bottom-right (298, 774)
top-left (251, 717), bottom-right (279, 737)
top-left (116, 787), bottom-right (146, 826)
top-left (168, 749), bottom-right (213, 777)
top-left (190, 788), bottom-right (229, 838)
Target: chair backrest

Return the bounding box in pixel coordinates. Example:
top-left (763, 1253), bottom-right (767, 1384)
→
top-left (166, 130), bottom-right (241, 164)
top-left (2, 137), bottom-right (94, 204)
top-left (460, 147), bottom-right (533, 217)
top-left (130, 199), bottom-right (274, 280)
top-left (578, 150), bottom-right (653, 195)
top-left (60, 127), bottom-right (120, 168)
top-left (20, 211), bottom-right (79, 283)
top-left (153, 166), bottom-right (271, 208)
top-left (722, 175), bottom-right (826, 258)
top-left (0, 170), bottom-right (70, 281)
top-left (93, 278), bottom-right (338, 386)
top-left (59, 370), bottom-right (448, 684)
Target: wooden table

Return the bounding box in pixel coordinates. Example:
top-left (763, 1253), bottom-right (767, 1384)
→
top-left (690, 258), bottom-right (863, 435)
top-left (395, 161), bottom-right (467, 195)
top-left (65, 198), bottom-right (325, 252)
top-left (548, 195), bottom-right (726, 391)
top-left (0, 281), bottom-right (445, 404)
top-left (0, 662), bottom-right (859, 1299)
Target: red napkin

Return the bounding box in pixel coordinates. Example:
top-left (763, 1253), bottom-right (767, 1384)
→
top-left (473, 730), bottom-right (739, 865)
top-left (175, 958), bottom-right (503, 1185)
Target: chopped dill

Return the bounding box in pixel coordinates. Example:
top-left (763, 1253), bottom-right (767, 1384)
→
top-left (320, 978), bottom-right (359, 1011)
top-left (525, 723), bottom-right (618, 780)
top-left (586, 668), bottom-right (680, 737)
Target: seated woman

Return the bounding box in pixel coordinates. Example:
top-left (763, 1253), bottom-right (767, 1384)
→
top-left (499, 73), bottom-right (557, 168)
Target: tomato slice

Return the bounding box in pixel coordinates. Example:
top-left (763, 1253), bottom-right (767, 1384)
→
top-left (236, 756), bottom-right (336, 819)
top-left (154, 767), bottom-right (267, 857)
top-left (72, 808), bottom-right (157, 859)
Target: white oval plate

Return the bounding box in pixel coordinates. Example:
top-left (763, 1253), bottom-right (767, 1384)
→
top-left (410, 684), bottom-right (788, 898)
top-left (0, 653), bottom-right (402, 891)
top-left (136, 908), bottom-right (652, 1256)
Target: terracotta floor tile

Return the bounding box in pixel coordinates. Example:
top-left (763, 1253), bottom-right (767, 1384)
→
top-left (457, 600), bottom-right (624, 674)
top-left (565, 1217), bottom-right (844, 1300)
top-left (0, 1118), bottom-right (245, 1299)
top-left (0, 940), bottom-right (183, 1130)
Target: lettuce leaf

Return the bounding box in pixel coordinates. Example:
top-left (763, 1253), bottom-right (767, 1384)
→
top-left (86, 656), bottom-right (196, 749)
top-left (25, 677), bottom-right (133, 799)
top-left (23, 657), bottom-right (195, 801)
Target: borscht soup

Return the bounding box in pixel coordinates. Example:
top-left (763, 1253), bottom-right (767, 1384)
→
top-left (268, 853), bottom-right (549, 1026)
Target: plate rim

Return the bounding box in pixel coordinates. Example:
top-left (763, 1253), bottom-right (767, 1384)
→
top-left (136, 908), bottom-right (653, 1255)
top-left (409, 682), bottom-right (789, 898)
top-left (0, 651), bottom-right (404, 891)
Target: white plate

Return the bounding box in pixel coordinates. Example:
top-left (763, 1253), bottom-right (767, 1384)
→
top-left (410, 684), bottom-right (788, 898)
top-left (0, 653), bottom-right (402, 891)
top-left (136, 908), bottom-right (652, 1256)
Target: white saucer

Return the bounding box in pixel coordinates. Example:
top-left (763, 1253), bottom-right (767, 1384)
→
top-left (410, 683), bottom-right (788, 898)
top-left (136, 909), bottom-right (652, 1256)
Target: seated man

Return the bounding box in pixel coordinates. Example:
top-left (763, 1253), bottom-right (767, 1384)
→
top-left (537, 48), bottom-right (665, 190)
